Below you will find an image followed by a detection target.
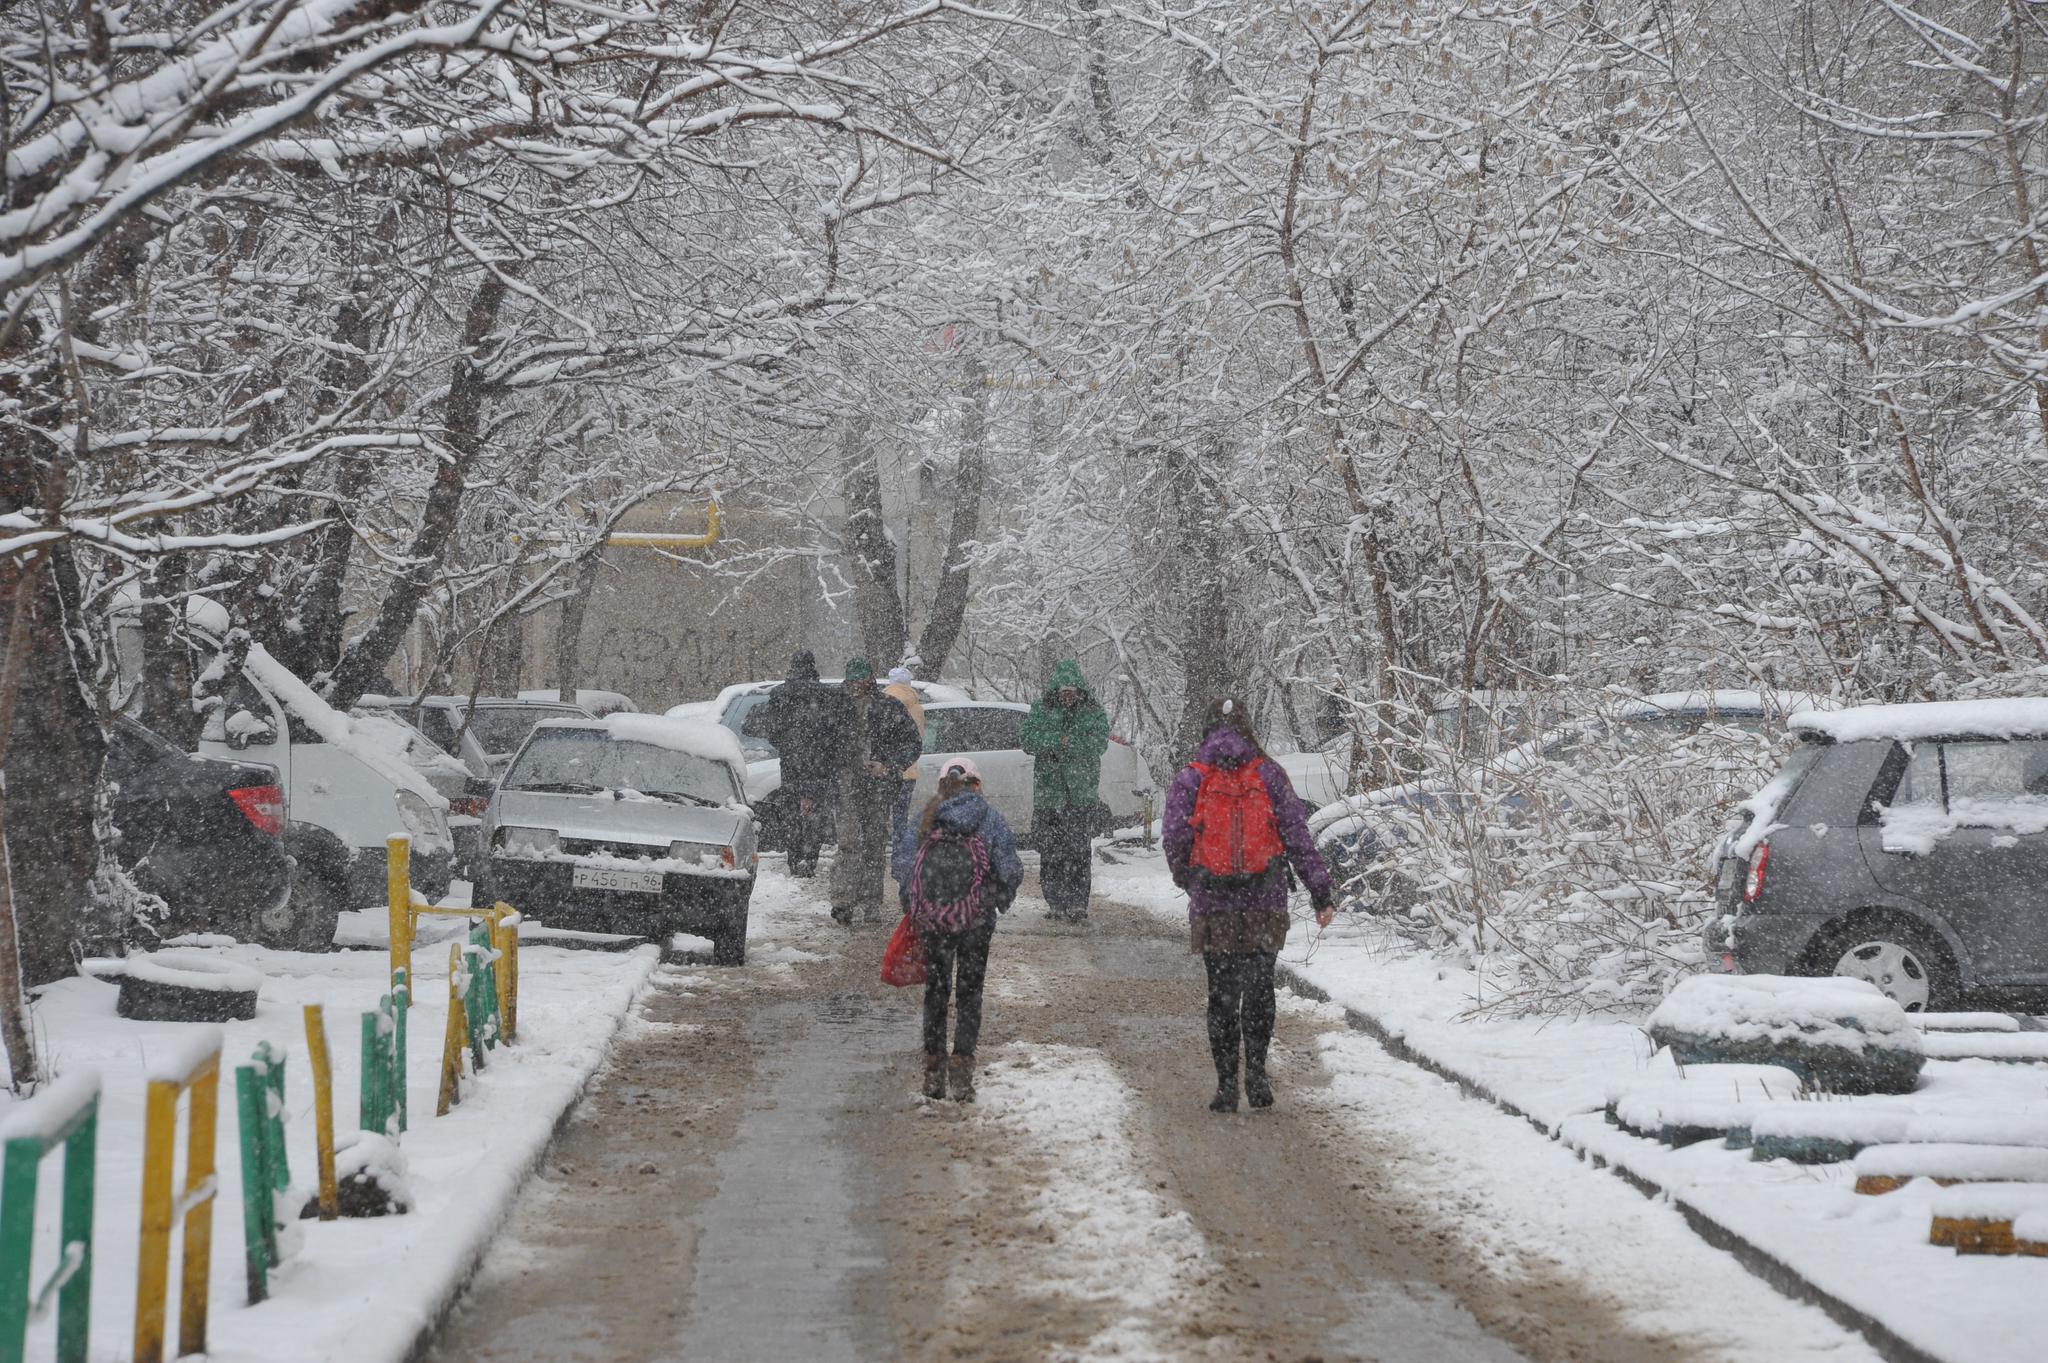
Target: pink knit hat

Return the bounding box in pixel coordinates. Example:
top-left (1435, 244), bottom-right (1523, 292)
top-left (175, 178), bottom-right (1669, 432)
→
top-left (941, 756), bottom-right (982, 782)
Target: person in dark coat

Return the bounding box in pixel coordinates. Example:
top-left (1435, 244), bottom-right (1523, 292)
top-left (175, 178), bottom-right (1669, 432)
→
top-left (751, 650), bottom-right (849, 877)
top-left (1164, 698), bottom-right (1334, 1112)
top-left (829, 657), bottom-right (923, 923)
top-left (1018, 659), bottom-right (1110, 922)
top-left (894, 757), bottom-right (1024, 1102)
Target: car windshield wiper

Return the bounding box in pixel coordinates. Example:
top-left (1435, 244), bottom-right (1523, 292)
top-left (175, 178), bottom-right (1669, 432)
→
top-left (639, 789), bottom-right (721, 807)
top-left (511, 780), bottom-right (604, 795)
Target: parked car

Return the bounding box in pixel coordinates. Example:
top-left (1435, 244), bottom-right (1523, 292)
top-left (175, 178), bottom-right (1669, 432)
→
top-left (477, 714), bottom-right (758, 963)
top-left (670, 676), bottom-right (975, 801)
top-left (106, 716), bottom-right (299, 945)
top-left (113, 595), bottom-right (455, 944)
top-left (907, 701), bottom-right (1156, 840)
top-left (1709, 698), bottom-right (2048, 1013)
top-left (356, 694), bottom-right (596, 782)
top-left (667, 676), bottom-right (974, 851)
top-left (348, 707), bottom-right (486, 876)
top-left (517, 688), bottom-right (639, 717)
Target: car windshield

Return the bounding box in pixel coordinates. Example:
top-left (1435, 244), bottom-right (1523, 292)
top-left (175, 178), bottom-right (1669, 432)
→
top-left (465, 705), bottom-right (587, 758)
top-left (504, 729), bottom-right (734, 805)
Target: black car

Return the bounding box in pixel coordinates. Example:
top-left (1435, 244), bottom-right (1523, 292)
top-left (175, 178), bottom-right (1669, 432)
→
top-left (107, 717), bottom-right (297, 946)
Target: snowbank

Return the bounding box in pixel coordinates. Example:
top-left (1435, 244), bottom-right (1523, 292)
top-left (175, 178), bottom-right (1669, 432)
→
top-left (1648, 974), bottom-right (1919, 1054)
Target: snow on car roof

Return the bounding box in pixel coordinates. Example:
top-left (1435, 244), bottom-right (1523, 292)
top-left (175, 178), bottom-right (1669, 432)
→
top-left (528, 713), bottom-right (748, 771)
top-left (925, 700), bottom-right (1026, 712)
top-left (1792, 698), bottom-right (2048, 743)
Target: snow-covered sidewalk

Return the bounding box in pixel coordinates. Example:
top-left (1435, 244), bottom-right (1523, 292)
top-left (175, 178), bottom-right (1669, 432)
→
top-left (1097, 846), bottom-right (2043, 1363)
top-left (3, 916), bottom-right (663, 1363)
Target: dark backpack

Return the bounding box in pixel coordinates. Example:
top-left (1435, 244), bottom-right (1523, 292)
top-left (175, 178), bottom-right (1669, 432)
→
top-left (909, 828), bottom-right (990, 932)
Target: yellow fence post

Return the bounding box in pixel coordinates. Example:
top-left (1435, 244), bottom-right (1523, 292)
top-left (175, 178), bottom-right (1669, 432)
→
top-left (387, 834), bottom-right (413, 989)
top-left (132, 1038), bottom-right (221, 1363)
top-left (437, 942), bottom-right (468, 1116)
top-left (491, 903), bottom-right (520, 1042)
top-left (302, 1006), bottom-right (338, 1221)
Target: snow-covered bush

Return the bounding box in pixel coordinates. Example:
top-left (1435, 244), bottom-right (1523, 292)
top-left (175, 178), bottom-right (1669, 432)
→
top-left (1328, 690), bottom-right (1793, 1017)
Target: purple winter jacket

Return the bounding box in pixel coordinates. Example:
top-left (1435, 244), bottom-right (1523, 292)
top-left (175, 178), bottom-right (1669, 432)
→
top-left (1163, 727), bottom-right (1335, 917)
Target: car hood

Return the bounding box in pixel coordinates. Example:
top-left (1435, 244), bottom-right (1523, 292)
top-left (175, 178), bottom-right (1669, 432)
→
top-left (493, 788), bottom-right (748, 845)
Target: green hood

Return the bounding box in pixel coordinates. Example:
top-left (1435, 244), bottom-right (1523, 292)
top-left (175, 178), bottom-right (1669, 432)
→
top-left (1045, 659), bottom-right (1091, 698)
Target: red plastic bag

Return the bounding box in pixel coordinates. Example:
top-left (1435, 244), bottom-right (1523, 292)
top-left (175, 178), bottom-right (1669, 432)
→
top-left (881, 914), bottom-right (927, 987)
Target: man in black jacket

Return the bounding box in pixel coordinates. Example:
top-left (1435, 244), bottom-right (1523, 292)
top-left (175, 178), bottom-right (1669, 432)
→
top-left (752, 650), bottom-right (848, 877)
top-left (829, 657), bottom-right (922, 923)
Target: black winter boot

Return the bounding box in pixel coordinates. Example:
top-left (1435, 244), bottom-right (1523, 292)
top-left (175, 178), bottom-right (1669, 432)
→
top-left (921, 1053), bottom-right (947, 1100)
top-left (1244, 1065), bottom-right (1274, 1109)
top-left (949, 1054), bottom-right (976, 1103)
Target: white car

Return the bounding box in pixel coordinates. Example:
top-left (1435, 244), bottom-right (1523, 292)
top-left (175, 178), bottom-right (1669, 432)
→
top-left (908, 702), bottom-right (1155, 839)
top-left (111, 594), bottom-right (455, 945)
top-left (478, 715), bottom-right (757, 964)
top-left (668, 677), bottom-right (975, 803)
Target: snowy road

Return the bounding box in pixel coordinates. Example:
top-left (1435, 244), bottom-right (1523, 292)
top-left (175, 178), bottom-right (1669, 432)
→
top-left (424, 869), bottom-right (1876, 1363)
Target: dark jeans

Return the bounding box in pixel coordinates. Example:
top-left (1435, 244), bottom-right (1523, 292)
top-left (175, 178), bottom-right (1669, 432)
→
top-left (1203, 951), bottom-right (1277, 1085)
top-left (785, 780), bottom-right (828, 873)
top-left (1036, 805), bottom-right (1095, 917)
top-left (921, 914), bottom-right (996, 1057)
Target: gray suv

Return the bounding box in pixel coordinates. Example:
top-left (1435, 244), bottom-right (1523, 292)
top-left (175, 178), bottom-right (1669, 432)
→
top-left (1710, 700), bottom-right (2048, 1012)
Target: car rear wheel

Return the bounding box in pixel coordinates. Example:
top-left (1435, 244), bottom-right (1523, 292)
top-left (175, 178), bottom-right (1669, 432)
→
top-left (711, 912), bottom-right (748, 966)
top-left (1818, 918), bottom-right (1956, 1013)
top-left (279, 861), bottom-right (346, 952)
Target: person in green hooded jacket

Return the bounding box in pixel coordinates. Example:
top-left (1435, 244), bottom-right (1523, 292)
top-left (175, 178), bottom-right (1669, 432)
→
top-left (1019, 659), bottom-right (1111, 922)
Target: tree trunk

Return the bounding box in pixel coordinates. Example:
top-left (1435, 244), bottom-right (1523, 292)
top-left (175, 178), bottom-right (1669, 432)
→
top-left (137, 555), bottom-right (198, 748)
top-left (322, 266), bottom-right (512, 707)
top-left (842, 417), bottom-right (907, 668)
top-left (914, 356), bottom-right (988, 680)
top-left (554, 550), bottom-right (606, 700)
top-left (1169, 445), bottom-right (1235, 756)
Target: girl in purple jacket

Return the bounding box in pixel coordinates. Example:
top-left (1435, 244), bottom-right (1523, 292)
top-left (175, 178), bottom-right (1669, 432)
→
top-left (1164, 699), bottom-right (1335, 1112)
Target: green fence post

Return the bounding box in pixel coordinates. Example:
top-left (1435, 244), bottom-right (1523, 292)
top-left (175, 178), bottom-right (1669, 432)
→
top-left (0, 1137), bottom-right (38, 1362)
top-left (233, 1067), bottom-right (274, 1305)
top-left (0, 1074), bottom-right (99, 1363)
top-left (391, 968), bottom-right (409, 1134)
top-left (463, 931), bottom-right (493, 1069)
top-left (54, 1106), bottom-right (94, 1363)
top-left (259, 1047), bottom-right (289, 1189)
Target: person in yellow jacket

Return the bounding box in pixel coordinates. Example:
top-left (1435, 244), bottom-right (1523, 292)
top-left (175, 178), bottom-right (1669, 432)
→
top-left (884, 665), bottom-right (927, 862)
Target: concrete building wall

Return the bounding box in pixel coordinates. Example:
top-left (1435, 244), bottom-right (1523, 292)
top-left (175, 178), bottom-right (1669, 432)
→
top-left (522, 499), bottom-right (858, 712)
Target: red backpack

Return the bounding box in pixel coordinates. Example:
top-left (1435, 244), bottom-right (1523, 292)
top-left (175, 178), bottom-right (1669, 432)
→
top-left (1188, 761), bottom-right (1285, 881)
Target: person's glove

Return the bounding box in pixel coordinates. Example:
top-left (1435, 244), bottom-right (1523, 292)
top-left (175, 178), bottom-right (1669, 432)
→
top-left (1311, 893), bottom-right (1336, 929)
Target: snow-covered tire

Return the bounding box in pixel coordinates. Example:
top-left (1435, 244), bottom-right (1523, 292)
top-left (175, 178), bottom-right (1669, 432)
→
top-left (114, 955), bottom-right (262, 1023)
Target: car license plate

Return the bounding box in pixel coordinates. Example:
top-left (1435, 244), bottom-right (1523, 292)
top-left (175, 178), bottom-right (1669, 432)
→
top-left (572, 865), bottom-right (664, 895)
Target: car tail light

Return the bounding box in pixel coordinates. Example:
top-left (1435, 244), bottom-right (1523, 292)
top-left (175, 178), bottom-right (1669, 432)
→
top-left (1743, 841), bottom-right (1771, 903)
top-left (228, 783), bottom-right (284, 837)
top-left (719, 846), bottom-right (738, 870)
top-left (450, 795), bottom-right (489, 818)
